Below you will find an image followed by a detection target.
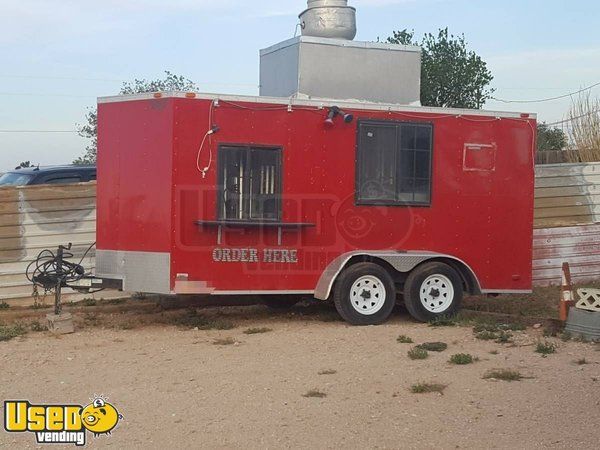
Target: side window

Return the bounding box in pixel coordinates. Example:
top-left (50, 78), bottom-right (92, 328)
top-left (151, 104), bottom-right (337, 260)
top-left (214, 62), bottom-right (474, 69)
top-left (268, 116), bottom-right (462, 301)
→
top-left (45, 176), bottom-right (82, 185)
top-left (357, 120), bottom-right (433, 206)
top-left (218, 145), bottom-right (282, 222)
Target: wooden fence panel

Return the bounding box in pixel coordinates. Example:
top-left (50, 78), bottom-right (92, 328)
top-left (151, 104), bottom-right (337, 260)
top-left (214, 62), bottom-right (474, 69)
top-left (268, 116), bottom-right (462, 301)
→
top-left (533, 162), bottom-right (600, 286)
top-left (0, 182), bottom-right (121, 306)
top-left (2, 163), bottom-right (599, 301)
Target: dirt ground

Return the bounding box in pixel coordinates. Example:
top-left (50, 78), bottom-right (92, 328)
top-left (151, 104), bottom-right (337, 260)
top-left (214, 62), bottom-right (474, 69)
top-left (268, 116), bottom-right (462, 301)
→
top-left (1, 297), bottom-right (600, 449)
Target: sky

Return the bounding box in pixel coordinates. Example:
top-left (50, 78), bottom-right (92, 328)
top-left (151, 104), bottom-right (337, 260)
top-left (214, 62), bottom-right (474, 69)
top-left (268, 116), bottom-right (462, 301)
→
top-left (0, 0), bottom-right (599, 172)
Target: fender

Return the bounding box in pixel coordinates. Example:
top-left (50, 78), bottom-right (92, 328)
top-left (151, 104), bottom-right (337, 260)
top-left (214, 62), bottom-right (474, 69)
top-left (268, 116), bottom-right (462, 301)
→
top-left (314, 250), bottom-right (483, 300)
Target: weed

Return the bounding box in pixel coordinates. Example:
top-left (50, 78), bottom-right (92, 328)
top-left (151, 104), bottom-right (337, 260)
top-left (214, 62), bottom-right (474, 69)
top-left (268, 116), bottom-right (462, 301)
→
top-left (118, 321), bottom-right (135, 330)
top-left (495, 331), bottom-right (514, 344)
top-left (559, 332), bottom-right (572, 342)
top-left (81, 298), bottom-right (97, 307)
top-left (475, 330), bottom-right (498, 341)
top-left (83, 312), bottom-right (100, 327)
top-left (417, 342), bottom-right (448, 352)
top-left (106, 299), bottom-right (127, 305)
top-left (575, 358), bottom-right (588, 365)
top-left (30, 321), bottom-right (48, 332)
top-left (428, 316), bottom-right (458, 327)
top-left (0, 301), bottom-right (9, 309)
top-left (213, 337), bottom-right (237, 346)
top-left (396, 335), bottom-right (413, 344)
top-left (483, 369), bottom-right (524, 382)
top-left (0, 323), bottom-right (27, 342)
top-left (410, 383), bottom-right (447, 394)
top-left (535, 341), bottom-right (557, 356)
top-left (173, 310), bottom-right (236, 330)
top-left (30, 303), bottom-right (51, 310)
top-left (318, 369), bottom-right (337, 375)
top-left (449, 353), bottom-right (476, 365)
top-left (475, 330), bottom-right (513, 344)
top-left (303, 389), bottom-right (327, 398)
top-left (408, 347), bottom-right (429, 360)
top-left (243, 327), bottom-right (273, 335)
top-left (473, 322), bottom-right (524, 333)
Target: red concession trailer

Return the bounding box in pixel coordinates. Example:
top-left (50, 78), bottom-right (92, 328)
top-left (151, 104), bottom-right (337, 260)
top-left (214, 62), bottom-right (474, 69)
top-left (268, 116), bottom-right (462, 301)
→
top-left (96, 92), bottom-right (536, 325)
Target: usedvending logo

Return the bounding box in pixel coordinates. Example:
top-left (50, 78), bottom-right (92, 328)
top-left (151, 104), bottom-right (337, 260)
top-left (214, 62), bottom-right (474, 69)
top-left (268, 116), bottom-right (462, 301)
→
top-left (4, 395), bottom-right (123, 446)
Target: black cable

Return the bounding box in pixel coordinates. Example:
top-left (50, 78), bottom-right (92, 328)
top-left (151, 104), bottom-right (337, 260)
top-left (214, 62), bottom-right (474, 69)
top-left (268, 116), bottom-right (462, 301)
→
top-left (26, 242), bottom-right (100, 292)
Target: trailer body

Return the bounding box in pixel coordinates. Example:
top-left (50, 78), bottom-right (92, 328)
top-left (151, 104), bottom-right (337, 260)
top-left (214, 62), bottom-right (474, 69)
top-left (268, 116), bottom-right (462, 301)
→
top-left (96, 92), bottom-right (535, 317)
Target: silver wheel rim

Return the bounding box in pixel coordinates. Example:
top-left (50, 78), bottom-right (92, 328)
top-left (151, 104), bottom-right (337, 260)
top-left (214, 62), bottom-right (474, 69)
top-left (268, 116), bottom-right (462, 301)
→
top-left (350, 275), bottom-right (386, 315)
top-left (420, 274), bottom-right (454, 313)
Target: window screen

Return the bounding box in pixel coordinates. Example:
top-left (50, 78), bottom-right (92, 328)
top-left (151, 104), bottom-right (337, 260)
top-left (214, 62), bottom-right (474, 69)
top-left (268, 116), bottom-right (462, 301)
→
top-left (218, 145), bottom-right (282, 221)
top-left (357, 120), bottom-right (433, 206)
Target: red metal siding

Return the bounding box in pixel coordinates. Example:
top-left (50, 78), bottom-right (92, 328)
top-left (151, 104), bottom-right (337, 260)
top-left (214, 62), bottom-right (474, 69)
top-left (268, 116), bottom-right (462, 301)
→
top-left (172, 98), bottom-right (534, 292)
top-left (97, 99), bottom-right (174, 253)
top-left (98, 96), bottom-right (536, 293)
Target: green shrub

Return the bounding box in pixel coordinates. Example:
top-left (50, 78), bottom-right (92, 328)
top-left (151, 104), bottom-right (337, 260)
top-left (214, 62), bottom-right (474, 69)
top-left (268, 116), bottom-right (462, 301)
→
top-left (408, 347), bottom-right (429, 360)
top-left (417, 342), bottom-right (448, 352)
top-left (449, 353), bottom-right (475, 365)
top-left (535, 341), bottom-right (557, 356)
top-left (411, 383), bottom-right (447, 394)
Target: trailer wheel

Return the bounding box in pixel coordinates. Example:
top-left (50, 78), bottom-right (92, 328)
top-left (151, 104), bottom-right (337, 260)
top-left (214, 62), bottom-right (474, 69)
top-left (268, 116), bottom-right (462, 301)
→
top-left (333, 263), bottom-right (396, 326)
top-left (403, 262), bottom-right (463, 322)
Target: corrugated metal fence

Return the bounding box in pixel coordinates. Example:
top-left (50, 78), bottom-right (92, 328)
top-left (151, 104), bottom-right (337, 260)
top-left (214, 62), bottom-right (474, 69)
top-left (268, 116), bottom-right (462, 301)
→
top-left (533, 162), bottom-right (600, 286)
top-left (1, 164), bottom-right (599, 304)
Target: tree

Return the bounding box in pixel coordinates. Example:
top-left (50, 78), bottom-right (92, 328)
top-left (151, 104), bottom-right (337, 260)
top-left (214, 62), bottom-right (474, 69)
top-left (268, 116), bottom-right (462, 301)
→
top-left (15, 161), bottom-right (35, 169)
top-left (387, 28), bottom-right (495, 109)
top-left (75, 71), bottom-right (198, 164)
top-left (537, 123), bottom-right (567, 153)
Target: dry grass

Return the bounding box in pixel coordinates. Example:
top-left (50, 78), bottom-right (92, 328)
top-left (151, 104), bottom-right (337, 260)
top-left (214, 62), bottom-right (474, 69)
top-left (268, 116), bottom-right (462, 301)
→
top-left (303, 389), bottom-right (327, 398)
top-left (173, 310), bottom-right (236, 331)
top-left (416, 342), bottom-right (448, 352)
top-left (410, 383), bottom-right (447, 394)
top-left (30, 321), bottom-right (48, 332)
top-left (565, 92), bottom-right (600, 163)
top-left (213, 337), bottom-right (237, 346)
top-left (0, 323), bottom-right (27, 342)
top-left (243, 327), bottom-right (273, 335)
top-left (483, 369), bottom-right (524, 382)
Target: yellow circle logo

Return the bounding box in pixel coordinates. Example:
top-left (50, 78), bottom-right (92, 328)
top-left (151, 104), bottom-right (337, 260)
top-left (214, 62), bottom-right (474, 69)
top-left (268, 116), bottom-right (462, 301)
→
top-left (80, 397), bottom-right (122, 436)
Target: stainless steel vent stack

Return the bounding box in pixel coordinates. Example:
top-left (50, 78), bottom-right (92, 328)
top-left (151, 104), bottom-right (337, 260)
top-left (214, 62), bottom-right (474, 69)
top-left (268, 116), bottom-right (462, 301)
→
top-left (299, 0), bottom-right (357, 40)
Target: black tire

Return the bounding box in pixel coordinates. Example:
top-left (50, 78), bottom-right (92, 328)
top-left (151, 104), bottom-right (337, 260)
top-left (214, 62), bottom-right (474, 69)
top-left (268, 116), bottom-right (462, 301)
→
top-left (333, 262), bottom-right (396, 326)
top-left (403, 262), bottom-right (463, 323)
top-left (262, 296), bottom-right (301, 310)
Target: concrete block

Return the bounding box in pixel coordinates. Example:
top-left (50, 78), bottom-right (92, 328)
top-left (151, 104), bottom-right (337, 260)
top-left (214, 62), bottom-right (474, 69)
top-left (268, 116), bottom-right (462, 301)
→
top-left (46, 313), bottom-right (75, 335)
top-left (565, 308), bottom-right (600, 341)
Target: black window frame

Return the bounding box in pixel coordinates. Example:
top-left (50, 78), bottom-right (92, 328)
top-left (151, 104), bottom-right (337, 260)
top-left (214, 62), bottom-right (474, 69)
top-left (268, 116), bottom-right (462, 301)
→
top-left (355, 119), bottom-right (434, 207)
top-left (217, 144), bottom-right (283, 223)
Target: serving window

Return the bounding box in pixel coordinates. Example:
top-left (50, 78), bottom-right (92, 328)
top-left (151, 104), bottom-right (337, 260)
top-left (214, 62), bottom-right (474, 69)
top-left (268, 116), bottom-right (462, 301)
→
top-left (217, 145), bottom-right (282, 222)
top-left (356, 120), bottom-right (433, 206)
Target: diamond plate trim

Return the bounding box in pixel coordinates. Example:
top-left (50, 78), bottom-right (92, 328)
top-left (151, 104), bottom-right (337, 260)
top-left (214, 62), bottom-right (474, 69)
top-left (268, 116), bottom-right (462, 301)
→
top-left (96, 250), bottom-right (171, 294)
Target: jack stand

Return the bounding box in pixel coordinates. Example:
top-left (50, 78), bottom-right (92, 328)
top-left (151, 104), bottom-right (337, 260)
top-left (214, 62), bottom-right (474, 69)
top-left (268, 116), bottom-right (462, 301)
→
top-left (46, 245), bottom-right (74, 335)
